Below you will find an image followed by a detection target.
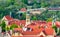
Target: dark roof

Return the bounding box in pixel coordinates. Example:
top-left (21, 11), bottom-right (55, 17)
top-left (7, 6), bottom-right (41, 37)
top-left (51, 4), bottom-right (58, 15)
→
top-left (48, 8), bottom-right (60, 10)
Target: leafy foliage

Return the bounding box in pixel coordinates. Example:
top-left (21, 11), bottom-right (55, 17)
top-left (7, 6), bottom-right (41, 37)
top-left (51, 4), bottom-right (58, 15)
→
top-left (1, 21), bottom-right (6, 32)
top-left (52, 25), bottom-right (57, 33)
top-left (6, 26), bottom-right (10, 31)
top-left (10, 24), bottom-right (18, 30)
top-left (0, 0), bottom-right (60, 20)
top-left (46, 18), bottom-right (53, 22)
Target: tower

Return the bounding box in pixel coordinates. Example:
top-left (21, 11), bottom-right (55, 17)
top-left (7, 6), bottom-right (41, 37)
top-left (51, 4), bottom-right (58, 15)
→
top-left (25, 11), bottom-right (31, 26)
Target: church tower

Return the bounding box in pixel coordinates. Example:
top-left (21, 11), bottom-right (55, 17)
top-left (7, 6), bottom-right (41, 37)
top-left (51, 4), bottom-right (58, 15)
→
top-left (25, 11), bottom-right (31, 26)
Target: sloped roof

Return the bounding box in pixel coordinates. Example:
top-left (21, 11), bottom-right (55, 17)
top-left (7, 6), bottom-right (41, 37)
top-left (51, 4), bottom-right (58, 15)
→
top-left (47, 22), bottom-right (52, 27)
top-left (12, 35), bottom-right (42, 37)
top-left (20, 20), bottom-right (26, 25)
top-left (8, 20), bottom-right (26, 26)
top-left (20, 8), bottom-right (27, 12)
top-left (21, 28), bottom-right (44, 35)
top-left (55, 21), bottom-right (60, 28)
top-left (14, 27), bottom-right (55, 35)
top-left (8, 20), bottom-right (21, 25)
top-left (5, 15), bottom-right (13, 20)
top-left (13, 25), bottom-right (55, 36)
top-left (14, 28), bottom-right (22, 32)
top-left (44, 27), bottom-right (55, 35)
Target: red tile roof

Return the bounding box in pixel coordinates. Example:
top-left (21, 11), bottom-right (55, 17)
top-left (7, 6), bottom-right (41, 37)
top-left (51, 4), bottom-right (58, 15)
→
top-left (32, 20), bottom-right (46, 24)
top-left (13, 26), bottom-right (55, 36)
top-left (44, 27), bottom-right (54, 35)
top-left (12, 35), bottom-right (41, 37)
top-left (8, 20), bottom-right (26, 26)
top-left (13, 26), bottom-right (45, 35)
top-left (28, 21), bottom-right (47, 28)
top-left (14, 28), bottom-right (22, 32)
top-left (21, 28), bottom-right (44, 35)
top-left (15, 25), bottom-right (44, 35)
top-left (8, 20), bottom-right (21, 26)
top-left (47, 22), bottom-right (52, 27)
top-left (5, 15), bottom-right (13, 20)
top-left (20, 8), bottom-right (27, 12)
top-left (20, 20), bottom-right (26, 26)
top-left (27, 24), bottom-right (39, 29)
top-left (55, 21), bottom-right (60, 28)
top-left (12, 35), bottom-right (58, 37)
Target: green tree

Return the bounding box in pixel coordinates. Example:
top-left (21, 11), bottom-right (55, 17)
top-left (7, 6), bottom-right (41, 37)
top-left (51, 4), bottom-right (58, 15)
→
top-left (31, 16), bottom-right (37, 20)
top-left (10, 24), bottom-right (18, 30)
top-left (6, 26), bottom-right (10, 31)
top-left (1, 21), bottom-right (6, 32)
top-left (57, 28), bottom-right (60, 36)
top-left (46, 18), bottom-right (53, 22)
top-left (52, 25), bottom-right (57, 33)
top-left (0, 0), bottom-right (27, 19)
top-left (52, 25), bottom-right (60, 35)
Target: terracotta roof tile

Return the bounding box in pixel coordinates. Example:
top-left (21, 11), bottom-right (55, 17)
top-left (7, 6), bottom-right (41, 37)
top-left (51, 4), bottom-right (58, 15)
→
top-left (55, 21), bottom-right (60, 28)
top-left (14, 28), bottom-right (22, 32)
top-left (44, 27), bottom-right (54, 35)
top-left (5, 15), bottom-right (13, 20)
top-left (22, 30), bottom-right (41, 35)
top-left (9, 20), bottom-right (26, 26)
top-left (20, 8), bottom-right (27, 12)
top-left (21, 27), bottom-right (44, 35)
top-left (47, 22), bottom-right (52, 27)
top-left (12, 35), bottom-right (40, 37)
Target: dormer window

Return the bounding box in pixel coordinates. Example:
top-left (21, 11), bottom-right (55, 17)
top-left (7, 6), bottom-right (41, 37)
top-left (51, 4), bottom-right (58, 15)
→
top-left (22, 27), bottom-right (32, 31)
top-left (27, 28), bottom-right (31, 31)
top-left (27, 27), bottom-right (32, 31)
